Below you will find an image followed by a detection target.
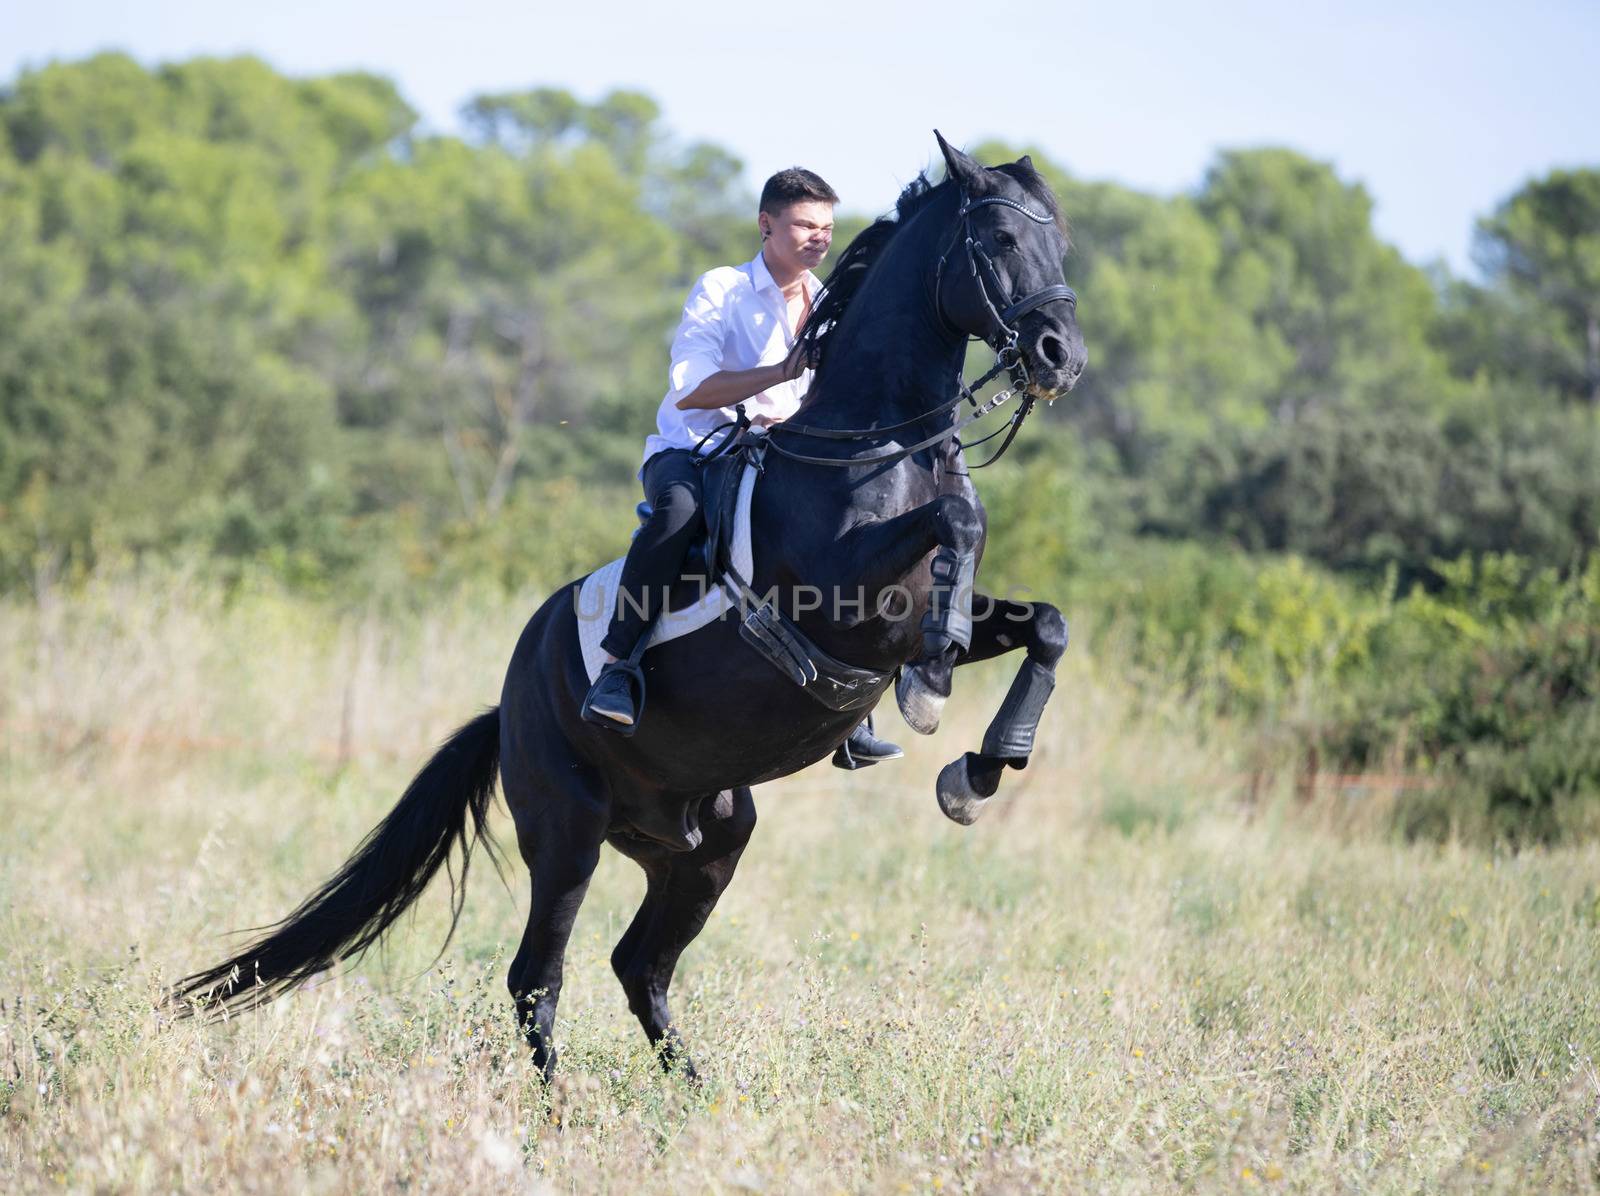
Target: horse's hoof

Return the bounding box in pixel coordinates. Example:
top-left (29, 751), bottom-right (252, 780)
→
top-left (937, 755), bottom-right (990, 825)
top-left (896, 666), bottom-right (945, 735)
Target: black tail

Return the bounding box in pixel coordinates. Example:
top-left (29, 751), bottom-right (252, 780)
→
top-left (172, 709), bottom-right (503, 1016)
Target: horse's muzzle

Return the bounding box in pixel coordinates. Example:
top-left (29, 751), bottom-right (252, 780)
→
top-left (1022, 319), bottom-right (1087, 397)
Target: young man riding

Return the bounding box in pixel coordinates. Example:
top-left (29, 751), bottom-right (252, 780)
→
top-left (582, 167), bottom-right (903, 769)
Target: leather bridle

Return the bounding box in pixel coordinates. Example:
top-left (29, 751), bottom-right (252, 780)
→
top-left (934, 189), bottom-right (1077, 359)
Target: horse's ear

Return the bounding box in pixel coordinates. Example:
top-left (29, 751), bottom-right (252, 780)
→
top-left (934, 129), bottom-right (981, 187)
top-left (1017, 154), bottom-right (1035, 171)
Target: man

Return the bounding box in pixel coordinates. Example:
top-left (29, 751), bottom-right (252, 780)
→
top-left (582, 167), bottom-right (902, 769)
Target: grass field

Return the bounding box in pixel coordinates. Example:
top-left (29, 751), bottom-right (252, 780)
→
top-left (3, 570), bottom-right (1598, 1192)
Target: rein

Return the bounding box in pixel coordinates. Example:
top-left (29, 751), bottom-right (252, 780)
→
top-left (739, 184), bottom-right (1073, 472)
top-left (692, 348), bottom-right (1027, 471)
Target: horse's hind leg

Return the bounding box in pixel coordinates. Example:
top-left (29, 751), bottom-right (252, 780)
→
top-left (938, 594), bottom-right (1069, 825)
top-left (503, 755), bottom-right (610, 1080)
top-left (609, 787), bottom-right (757, 1078)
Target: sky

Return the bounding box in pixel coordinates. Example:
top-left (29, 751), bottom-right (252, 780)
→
top-left (4, 0), bottom-right (1598, 274)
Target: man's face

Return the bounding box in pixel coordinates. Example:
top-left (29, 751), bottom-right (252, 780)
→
top-left (760, 200), bottom-right (835, 274)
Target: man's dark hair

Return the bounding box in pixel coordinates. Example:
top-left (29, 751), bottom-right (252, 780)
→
top-left (759, 167), bottom-right (839, 215)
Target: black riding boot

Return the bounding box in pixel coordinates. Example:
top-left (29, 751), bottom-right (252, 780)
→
top-left (582, 661), bottom-right (645, 732)
top-left (831, 714), bottom-right (904, 770)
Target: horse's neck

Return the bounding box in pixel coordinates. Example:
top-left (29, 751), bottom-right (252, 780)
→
top-left (797, 237), bottom-right (966, 434)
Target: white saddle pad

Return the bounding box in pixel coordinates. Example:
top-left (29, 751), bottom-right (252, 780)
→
top-left (575, 462), bottom-right (758, 683)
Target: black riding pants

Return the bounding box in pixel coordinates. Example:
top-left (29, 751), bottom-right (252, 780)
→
top-left (600, 448), bottom-right (705, 659)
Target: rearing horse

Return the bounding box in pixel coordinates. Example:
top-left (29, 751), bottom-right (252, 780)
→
top-left (174, 134), bottom-right (1087, 1079)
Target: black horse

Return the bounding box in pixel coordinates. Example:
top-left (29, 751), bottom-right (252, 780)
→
top-left (174, 134), bottom-right (1086, 1080)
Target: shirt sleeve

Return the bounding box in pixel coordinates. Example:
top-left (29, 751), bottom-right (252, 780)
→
top-left (664, 271), bottom-right (730, 407)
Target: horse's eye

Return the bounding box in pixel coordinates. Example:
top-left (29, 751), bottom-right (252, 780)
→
top-left (994, 232), bottom-right (1018, 250)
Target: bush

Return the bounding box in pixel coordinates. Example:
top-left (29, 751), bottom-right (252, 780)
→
top-left (1323, 555), bottom-right (1600, 841)
top-left (1162, 404), bottom-right (1600, 583)
top-left (1070, 540), bottom-right (1600, 843)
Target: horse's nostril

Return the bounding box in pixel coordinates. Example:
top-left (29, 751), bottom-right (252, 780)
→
top-left (1039, 334), bottom-right (1067, 368)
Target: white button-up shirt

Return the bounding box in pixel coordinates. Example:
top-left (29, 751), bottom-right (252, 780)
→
top-left (642, 251), bottom-right (822, 469)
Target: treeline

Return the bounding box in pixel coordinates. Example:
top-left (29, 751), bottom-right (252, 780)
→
top-left (0, 53), bottom-right (757, 587)
top-left (2, 53), bottom-right (1597, 595)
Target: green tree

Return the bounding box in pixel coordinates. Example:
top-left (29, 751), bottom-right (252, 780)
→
top-left (0, 63), bottom-right (725, 584)
top-left (327, 93), bottom-right (684, 521)
top-left (0, 54), bottom-right (359, 582)
top-left (1473, 169), bottom-right (1600, 406)
top-left (1196, 148), bottom-right (1455, 424)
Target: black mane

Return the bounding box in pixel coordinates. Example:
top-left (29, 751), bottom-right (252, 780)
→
top-left (797, 160), bottom-right (1061, 367)
top-left (795, 172), bottom-right (947, 367)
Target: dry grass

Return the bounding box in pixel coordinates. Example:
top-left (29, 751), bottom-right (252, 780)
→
top-left (2, 569), bottom-right (1598, 1193)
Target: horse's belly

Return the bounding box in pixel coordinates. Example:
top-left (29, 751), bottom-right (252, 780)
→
top-left (618, 616), bottom-right (885, 789)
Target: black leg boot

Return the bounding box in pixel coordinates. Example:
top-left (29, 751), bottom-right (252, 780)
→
top-left (581, 661), bottom-right (645, 733)
top-left (832, 714), bottom-right (904, 770)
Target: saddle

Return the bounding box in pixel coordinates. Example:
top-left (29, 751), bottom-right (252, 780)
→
top-left (615, 434), bottom-right (891, 713)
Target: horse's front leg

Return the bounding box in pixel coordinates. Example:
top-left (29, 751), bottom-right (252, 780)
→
top-left (799, 492), bottom-right (981, 733)
top-left (935, 593), bottom-right (1069, 825)
top-left (804, 492), bottom-right (982, 637)
top-left (818, 494), bottom-right (982, 733)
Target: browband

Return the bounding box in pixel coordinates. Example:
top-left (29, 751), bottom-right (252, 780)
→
top-left (958, 194), bottom-right (1057, 224)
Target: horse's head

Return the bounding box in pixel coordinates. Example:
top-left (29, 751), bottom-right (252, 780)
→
top-left (932, 131), bottom-right (1086, 399)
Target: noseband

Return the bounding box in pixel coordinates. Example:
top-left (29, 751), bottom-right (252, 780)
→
top-left (935, 191), bottom-right (1077, 354)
